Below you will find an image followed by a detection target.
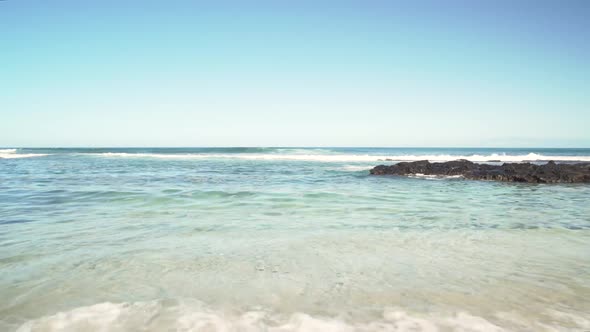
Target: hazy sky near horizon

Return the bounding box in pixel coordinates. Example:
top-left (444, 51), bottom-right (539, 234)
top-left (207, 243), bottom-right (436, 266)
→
top-left (1, 0), bottom-right (589, 147)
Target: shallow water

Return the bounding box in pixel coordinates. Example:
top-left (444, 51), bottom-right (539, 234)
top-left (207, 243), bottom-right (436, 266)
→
top-left (1, 148), bottom-right (589, 331)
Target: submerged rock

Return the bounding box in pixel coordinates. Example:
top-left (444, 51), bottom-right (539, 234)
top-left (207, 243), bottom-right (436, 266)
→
top-left (370, 160), bottom-right (590, 183)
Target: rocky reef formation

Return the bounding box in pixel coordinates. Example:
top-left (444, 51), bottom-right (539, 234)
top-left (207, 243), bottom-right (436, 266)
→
top-left (370, 160), bottom-right (590, 183)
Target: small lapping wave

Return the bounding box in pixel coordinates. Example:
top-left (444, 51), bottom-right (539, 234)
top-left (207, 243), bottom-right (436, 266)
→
top-left (90, 152), bottom-right (590, 163)
top-left (0, 149), bottom-right (48, 159)
top-left (17, 300), bottom-right (590, 331)
top-left (15, 301), bottom-right (518, 332)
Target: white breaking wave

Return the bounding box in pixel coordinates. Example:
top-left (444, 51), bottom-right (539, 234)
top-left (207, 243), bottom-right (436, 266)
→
top-left (0, 149), bottom-right (17, 153)
top-left (15, 301), bottom-right (516, 332)
top-left (0, 149), bottom-right (48, 159)
top-left (336, 165), bottom-right (375, 171)
top-left (92, 152), bottom-right (590, 163)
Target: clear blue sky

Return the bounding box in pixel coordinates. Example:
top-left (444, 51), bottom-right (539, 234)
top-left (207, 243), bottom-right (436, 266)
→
top-left (1, 0), bottom-right (589, 147)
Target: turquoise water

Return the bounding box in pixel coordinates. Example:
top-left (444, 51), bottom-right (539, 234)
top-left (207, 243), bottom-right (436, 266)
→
top-left (1, 148), bottom-right (589, 331)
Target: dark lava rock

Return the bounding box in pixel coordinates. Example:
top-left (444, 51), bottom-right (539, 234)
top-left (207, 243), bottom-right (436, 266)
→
top-left (370, 160), bottom-right (590, 183)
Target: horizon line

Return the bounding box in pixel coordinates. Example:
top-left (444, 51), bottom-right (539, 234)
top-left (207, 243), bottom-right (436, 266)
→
top-left (3, 146), bottom-right (590, 149)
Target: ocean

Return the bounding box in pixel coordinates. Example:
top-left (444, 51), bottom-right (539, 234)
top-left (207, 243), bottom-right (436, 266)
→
top-left (1, 147), bottom-right (589, 331)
